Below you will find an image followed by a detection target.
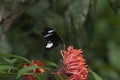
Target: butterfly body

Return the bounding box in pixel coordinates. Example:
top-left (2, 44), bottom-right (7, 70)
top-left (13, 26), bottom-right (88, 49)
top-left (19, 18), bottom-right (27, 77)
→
top-left (42, 27), bottom-right (63, 51)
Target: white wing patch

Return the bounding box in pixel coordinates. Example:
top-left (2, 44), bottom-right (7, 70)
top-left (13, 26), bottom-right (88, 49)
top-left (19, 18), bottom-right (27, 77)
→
top-left (45, 42), bottom-right (53, 48)
top-left (44, 33), bottom-right (53, 37)
top-left (48, 30), bottom-right (55, 33)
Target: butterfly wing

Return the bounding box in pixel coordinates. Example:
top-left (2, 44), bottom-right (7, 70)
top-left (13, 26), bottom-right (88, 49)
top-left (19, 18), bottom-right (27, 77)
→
top-left (44, 42), bottom-right (59, 51)
top-left (42, 27), bottom-right (63, 51)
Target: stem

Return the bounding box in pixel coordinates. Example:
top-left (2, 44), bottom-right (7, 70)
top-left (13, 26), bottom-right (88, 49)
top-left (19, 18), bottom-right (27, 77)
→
top-left (57, 74), bottom-right (64, 80)
top-left (7, 69), bottom-right (11, 73)
top-left (0, 72), bottom-right (17, 75)
top-left (51, 66), bottom-right (64, 80)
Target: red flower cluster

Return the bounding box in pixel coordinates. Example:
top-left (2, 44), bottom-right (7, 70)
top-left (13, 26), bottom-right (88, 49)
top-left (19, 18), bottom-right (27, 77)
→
top-left (60, 46), bottom-right (88, 80)
top-left (23, 60), bottom-right (45, 80)
top-left (22, 46), bottom-right (88, 80)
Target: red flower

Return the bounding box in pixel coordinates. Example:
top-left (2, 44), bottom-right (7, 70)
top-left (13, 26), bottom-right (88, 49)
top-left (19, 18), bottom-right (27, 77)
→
top-left (60, 46), bottom-right (88, 80)
top-left (23, 60), bottom-right (45, 80)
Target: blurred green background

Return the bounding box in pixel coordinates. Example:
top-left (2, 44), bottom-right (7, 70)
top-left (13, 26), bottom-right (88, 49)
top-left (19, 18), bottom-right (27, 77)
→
top-left (0, 0), bottom-right (120, 80)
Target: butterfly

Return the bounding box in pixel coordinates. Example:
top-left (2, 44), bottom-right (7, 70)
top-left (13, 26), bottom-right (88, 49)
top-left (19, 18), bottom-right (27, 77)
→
top-left (42, 27), bottom-right (64, 51)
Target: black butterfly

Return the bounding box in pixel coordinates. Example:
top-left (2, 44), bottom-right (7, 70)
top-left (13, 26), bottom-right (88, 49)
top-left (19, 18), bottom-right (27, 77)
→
top-left (42, 27), bottom-right (64, 51)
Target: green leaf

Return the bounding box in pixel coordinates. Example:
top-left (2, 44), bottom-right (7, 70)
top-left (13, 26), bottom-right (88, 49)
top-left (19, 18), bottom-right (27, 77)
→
top-left (0, 53), bottom-right (30, 63)
top-left (17, 66), bottom-right (42, 78)
top-left (43, 67), bottom-right (51, 72)
top-left (36, 74), bottom-right (47, 80)
top-left (66, 0), bottom-right (90, 28)
top-left (3, 58), bottom-right (17, 64)
top-left (89, 68), bottom-right (103, 80)
top-left (64, 0), bottom-right (90, 47)
top-left (43, 60), bottom-right (58, 68)
top-left (0, 65), bottom-right (17, 71)
top-left (109, 0), bottom-right (120, 14)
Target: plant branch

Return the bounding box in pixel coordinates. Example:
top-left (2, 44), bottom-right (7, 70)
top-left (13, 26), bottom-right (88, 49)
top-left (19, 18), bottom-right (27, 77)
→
top-left (2, 0), bottom-right (38, 34)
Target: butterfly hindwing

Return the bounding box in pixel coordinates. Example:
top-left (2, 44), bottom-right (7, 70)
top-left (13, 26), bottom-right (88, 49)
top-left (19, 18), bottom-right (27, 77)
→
top-left (45, 42), bottom-right (59, 51)
top-left (42, 27), bottom-right (63, 51)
